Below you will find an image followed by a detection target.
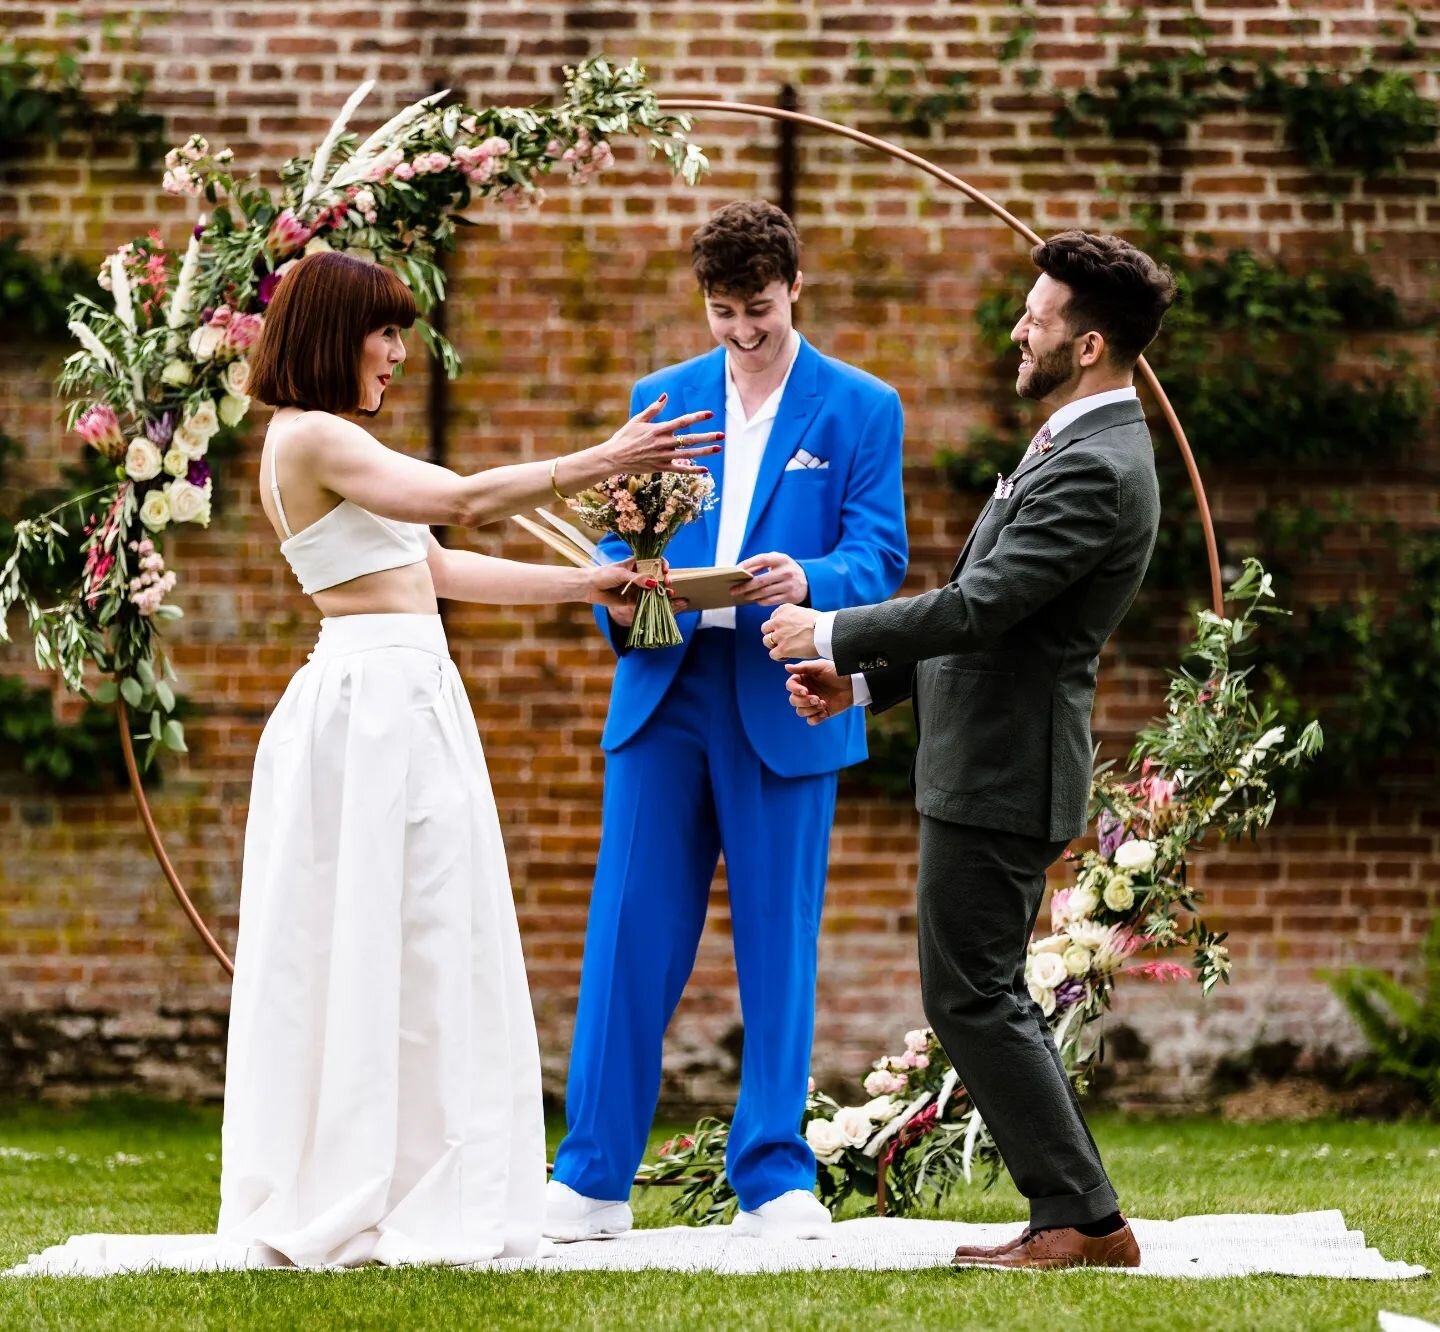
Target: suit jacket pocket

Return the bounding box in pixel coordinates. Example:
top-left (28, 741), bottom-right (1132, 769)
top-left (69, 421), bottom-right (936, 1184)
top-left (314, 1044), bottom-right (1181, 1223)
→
top-left (919, 665), bottom-right (1016, 796)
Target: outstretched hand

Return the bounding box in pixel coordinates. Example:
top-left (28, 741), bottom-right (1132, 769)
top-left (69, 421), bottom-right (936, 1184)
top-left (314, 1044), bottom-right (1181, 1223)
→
top-left (602, 393), bottom-right (724, 475)
top-left (785, 659), bottom-right (853, 725)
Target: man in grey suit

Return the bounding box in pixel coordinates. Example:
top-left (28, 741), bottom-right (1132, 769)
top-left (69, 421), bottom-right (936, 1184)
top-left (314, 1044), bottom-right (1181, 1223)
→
top-left (761, 231), bottom-right (1176, 1270)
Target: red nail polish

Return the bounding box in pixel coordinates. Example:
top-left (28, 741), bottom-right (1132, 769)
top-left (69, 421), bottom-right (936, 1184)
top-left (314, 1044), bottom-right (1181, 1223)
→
top-left (644, 578), bottom-right (658, 589)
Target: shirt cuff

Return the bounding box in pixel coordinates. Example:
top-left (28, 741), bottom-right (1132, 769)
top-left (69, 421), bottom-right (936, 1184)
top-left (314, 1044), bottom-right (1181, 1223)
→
top-left (851, 672), bottom-right (872, 709)
top-left (813, 609), bottom-right (838, 661)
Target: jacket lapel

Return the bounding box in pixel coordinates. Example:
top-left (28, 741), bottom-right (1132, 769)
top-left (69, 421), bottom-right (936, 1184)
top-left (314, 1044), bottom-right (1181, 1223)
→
top-left (950, 497), bottom-right (994, 579)
top-left (683, 348), bottom-right (728, 562)
top-left (949, 400), bottom-right (1146, 578)
top-left (1006, 399), bottom-right (1146, 489)
top-left (739, 336), bottom-right (823, 553)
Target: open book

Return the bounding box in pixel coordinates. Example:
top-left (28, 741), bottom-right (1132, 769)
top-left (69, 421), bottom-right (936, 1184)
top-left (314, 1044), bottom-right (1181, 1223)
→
top-left (510, 509), bottom-right (753, 612)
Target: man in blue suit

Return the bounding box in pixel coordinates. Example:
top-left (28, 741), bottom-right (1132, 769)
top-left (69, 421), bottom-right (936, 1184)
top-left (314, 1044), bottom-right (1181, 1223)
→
top-left (545, 201), bottom-right (908, 1240)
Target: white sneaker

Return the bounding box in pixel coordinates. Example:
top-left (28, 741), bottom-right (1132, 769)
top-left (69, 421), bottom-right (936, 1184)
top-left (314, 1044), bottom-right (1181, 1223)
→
top-left (730, 1189), bottom-right (833, 1239)
top-left (542, 1179), bottom-right (633, 1242)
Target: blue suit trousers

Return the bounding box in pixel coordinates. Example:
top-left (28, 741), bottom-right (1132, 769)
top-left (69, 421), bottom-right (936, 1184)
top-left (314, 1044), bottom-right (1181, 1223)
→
top-left (552, 630), bottom-right (838, 1211)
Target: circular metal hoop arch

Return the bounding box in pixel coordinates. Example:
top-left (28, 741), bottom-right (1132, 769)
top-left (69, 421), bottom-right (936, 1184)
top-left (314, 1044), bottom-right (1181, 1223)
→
top-left (123, 95), bottom-right (1223, 979)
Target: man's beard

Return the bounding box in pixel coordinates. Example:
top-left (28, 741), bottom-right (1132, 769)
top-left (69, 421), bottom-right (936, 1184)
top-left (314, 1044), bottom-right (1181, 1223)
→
top-left (1017, 342), bottom-right (1077, 401)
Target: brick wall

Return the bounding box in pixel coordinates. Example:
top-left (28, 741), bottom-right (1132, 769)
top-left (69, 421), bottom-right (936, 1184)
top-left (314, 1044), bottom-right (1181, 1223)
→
top-left (2, 0), bottom-right (1438, 1108)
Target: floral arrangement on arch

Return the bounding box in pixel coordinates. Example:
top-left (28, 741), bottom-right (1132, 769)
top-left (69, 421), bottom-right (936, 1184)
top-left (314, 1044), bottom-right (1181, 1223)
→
top-left (641, 560), bottom-right (1323, 1222)
top-left (0, 58), bottom-right (706, 766)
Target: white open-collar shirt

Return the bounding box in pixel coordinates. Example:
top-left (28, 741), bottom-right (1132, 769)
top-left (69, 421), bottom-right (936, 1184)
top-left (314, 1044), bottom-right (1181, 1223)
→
top-left (700, 328), bottom-right (804, 631)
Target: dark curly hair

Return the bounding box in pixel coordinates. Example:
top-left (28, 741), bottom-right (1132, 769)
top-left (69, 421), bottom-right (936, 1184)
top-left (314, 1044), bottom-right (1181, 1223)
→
top-left (1030, 231), bottom-right (1177, 366)
top-left (690, 200), bottom-right (800, 298)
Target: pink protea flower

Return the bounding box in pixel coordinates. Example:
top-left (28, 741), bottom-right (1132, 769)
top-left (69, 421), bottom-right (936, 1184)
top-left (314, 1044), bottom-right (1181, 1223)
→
top-left (1136, 758), bottom-right (1177, 810)
top-left (267, 209), bottom-right (312, 258)
top-left (75, 403), bottom-right (126, 460)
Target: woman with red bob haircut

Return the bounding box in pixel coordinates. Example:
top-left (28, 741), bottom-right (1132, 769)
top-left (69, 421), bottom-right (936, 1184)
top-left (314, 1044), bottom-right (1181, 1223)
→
top-left (16, 251), bottom-right (720, 1274)
top-left (222, 251), bottom-right (719, 1268)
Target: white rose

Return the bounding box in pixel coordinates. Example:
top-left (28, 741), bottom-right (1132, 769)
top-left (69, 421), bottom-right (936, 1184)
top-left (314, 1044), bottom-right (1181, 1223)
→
top-left (1062, 944), bottom-right (1093, 978)
top-left (1027, 981), bottom-right (1057, 1017)
top-left (903, 1028), bottom-right (930, 1053)
top-left (166, 478), bottom-right (211, 526)
top-left (1030, 933), bottom-right (1069, 955)
top-left (162, 447), bottom-right (189, 478)
top-left (1114, 839), bottom-right (1157, 873)
top-left (304, 235), bottom-right (332, 255)
top-left (804, 1116), bottom-right (846, 1165)
top-left (172, 422), bottom-right (209, 459)
top-left (161, 358), bottom-right (193, 387)
top-left (138, 488), bottom-right (171, 531)
top-left (223, 359), bottom-right (250, 395)
top-left (832, 1105), bottom-right (873, 1149)
top-left (124, 438), bottom-right (163, 482)
top-left (188, 322), bottom-right (227, 361)
top-left (183, 400), bottom-right (220, 440)
top-left (1067, 884), bottom-right (1099, 921)
top-left (861, 1095), bottom-right (902, 1124)
top-left (1103, 875), bottom-right (1135, 913)
top-left (218, 392), bottom-right (250, 427)
top-left (1026, 950), bottom-right (1067, 990)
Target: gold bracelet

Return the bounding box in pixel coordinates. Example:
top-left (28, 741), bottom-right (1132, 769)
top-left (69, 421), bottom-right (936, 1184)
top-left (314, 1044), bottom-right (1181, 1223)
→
top-left (549, 457), bottom-right (567, 502)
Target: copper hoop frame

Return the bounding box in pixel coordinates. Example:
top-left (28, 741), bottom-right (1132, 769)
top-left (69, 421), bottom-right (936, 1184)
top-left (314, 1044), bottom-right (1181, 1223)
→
top-left (114, 100), bottom-right (1223, 1202)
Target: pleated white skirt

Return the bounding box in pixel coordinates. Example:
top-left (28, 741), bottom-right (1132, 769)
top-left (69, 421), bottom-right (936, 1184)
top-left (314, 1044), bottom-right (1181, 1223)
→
top-left (7, 614), bottom-right (546, 1274)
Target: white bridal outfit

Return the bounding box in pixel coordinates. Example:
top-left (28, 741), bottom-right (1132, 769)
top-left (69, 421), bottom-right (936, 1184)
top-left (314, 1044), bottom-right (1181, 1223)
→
top-left (8, 453), bottom-right (546, 1275)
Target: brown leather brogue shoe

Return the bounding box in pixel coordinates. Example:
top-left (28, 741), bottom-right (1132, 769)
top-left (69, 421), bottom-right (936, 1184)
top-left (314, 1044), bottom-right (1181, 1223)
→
top-left (953, 1223), bottom-right (1140, 1270)
top-left (951, 1228), bottom-right (1030, 1262)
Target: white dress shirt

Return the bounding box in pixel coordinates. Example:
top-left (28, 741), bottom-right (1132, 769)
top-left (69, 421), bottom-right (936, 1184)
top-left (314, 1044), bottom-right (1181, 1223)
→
top-left (701, 329), bottom-right (803, 630)
top-left (812, 386), bottom-right (1140, 706)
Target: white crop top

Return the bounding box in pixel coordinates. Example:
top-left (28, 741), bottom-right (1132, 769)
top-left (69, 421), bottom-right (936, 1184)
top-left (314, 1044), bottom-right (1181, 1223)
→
top-left (270, 440), bottom-right (429, 595)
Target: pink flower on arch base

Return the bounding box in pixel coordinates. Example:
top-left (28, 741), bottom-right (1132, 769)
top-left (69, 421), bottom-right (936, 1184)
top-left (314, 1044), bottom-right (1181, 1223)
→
top-left (1130, 961), bottom-right (1193, 984)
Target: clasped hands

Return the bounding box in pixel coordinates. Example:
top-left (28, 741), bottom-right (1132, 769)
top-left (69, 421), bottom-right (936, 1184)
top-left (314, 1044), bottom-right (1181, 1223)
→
top-left (761, 604), bottom-right (854, 727)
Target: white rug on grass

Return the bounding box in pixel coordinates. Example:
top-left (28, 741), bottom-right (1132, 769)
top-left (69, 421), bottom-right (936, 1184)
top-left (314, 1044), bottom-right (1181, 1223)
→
top-left (497, 1211), bottom-right (1428, 1280)
top-left (6, 1212), bottom-right (1427, 1279)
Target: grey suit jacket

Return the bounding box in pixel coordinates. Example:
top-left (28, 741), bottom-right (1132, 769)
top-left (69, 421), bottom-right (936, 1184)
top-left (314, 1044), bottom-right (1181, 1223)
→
top-left (831, 399), bottom-right (1160, 840)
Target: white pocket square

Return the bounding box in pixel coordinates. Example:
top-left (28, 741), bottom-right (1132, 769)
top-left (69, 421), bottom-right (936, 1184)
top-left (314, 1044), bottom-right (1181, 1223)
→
top-left (786, 449), bottom-right (829, 471)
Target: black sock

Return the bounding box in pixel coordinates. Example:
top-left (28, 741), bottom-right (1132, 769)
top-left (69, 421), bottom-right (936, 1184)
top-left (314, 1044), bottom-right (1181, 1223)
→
top-left (1073, 1213), bottom-right (1126, 1238)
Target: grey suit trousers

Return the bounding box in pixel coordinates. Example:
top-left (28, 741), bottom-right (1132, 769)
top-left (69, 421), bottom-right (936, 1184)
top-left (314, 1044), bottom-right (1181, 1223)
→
top-left (917, 816), bottom-right (1120, 1229)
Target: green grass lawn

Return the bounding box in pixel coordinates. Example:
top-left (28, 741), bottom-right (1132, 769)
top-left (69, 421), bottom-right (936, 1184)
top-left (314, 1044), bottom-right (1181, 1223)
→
top-left (0, 1099), bottom-right (1434, 1331)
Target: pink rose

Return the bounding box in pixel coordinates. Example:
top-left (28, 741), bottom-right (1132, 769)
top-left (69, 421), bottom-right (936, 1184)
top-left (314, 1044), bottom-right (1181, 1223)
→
top-left (480, 136), bottom-right (511, 158)
top-left (224, 312), bottom-right (263, 354)
top-left (393, 161), bottom-right (415, 181)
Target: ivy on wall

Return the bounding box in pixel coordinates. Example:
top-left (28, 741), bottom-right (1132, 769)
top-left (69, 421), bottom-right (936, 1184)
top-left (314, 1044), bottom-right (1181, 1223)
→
top-left (0, 20), bottom-right (164, 168)
top-left (0, 236), bottom-right (104, 342)
top-left (1043, 9), bottom-right (1437, 179)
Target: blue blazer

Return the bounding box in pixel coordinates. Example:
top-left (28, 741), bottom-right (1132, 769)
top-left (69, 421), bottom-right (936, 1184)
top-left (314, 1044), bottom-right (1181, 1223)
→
top-left (593, 335), bottom-right (908, 779)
